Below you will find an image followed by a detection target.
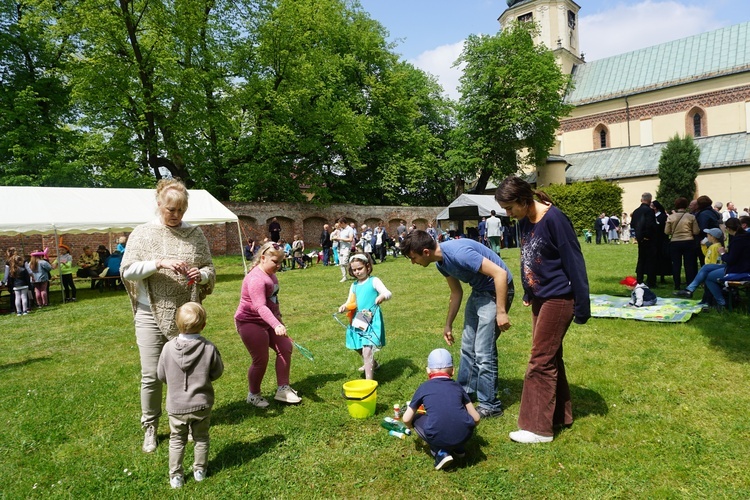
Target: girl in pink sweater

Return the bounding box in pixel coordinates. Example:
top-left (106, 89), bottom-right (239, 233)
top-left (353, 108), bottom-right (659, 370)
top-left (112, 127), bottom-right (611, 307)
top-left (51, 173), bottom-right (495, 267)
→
top-left (235, 241), bottom-right (301, 408)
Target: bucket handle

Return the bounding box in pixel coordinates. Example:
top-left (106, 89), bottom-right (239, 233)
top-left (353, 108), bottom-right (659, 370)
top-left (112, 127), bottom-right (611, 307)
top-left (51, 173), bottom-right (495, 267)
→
top-left (342, 386), bottom-right (377, 401)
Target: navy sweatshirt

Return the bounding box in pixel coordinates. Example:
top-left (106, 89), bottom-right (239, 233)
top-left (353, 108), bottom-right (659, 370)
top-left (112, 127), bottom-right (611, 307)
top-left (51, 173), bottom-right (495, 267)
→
top-left (518, 205), bottom-right (591, 324)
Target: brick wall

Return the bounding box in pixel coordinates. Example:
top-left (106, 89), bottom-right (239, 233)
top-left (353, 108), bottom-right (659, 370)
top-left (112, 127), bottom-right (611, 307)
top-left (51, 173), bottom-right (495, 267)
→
top-left (0, 202), bottom-right (442, 258)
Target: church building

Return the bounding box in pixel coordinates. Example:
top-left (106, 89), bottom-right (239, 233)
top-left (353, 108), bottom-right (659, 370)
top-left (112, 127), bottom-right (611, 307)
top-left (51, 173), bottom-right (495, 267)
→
top-left (499, 0), bottom-right (750, 210)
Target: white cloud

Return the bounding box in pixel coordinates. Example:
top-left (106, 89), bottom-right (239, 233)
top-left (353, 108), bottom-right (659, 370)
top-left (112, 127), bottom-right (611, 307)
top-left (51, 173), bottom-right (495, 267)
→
top-left (411, 1), bottom-right (728, 99)
top-left (579, 1), bottom-right (723, 61)
top-left (410, 41), bottom-right (465, 101)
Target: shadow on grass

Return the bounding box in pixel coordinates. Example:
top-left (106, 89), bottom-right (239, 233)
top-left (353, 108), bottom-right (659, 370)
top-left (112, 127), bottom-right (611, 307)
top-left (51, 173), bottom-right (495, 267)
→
top-left (209, 434), bottom-right (285, 472)
top-left (212, 372), bottom-right (347, 425)
top-left (375, 357), bottom-right (422, 384)
top-left (409, 432), bottom-right (490, 469)
top-left (294, 371), bottom-right (348, 402)
top-left (571, 384), bottom-right (608, 419)
top-left (0, 356), bottom-right (52, 371)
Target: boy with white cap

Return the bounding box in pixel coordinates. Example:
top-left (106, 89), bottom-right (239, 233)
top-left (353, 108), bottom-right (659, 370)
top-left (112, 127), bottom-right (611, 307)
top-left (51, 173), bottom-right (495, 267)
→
top-left (402, 348), bottom-right (481, 471)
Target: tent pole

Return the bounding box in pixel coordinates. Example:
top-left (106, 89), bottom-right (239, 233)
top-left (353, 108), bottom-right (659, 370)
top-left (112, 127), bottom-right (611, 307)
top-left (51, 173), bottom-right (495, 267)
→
top-left (53, 228), bottom-right (65, 304)
top-left (236, 221), bottom-right (247, 273)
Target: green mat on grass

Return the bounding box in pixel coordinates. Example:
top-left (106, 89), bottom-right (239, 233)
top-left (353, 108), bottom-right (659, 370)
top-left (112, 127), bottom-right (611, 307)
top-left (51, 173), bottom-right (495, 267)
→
top-left (590, 294), bottom-right (704, 322)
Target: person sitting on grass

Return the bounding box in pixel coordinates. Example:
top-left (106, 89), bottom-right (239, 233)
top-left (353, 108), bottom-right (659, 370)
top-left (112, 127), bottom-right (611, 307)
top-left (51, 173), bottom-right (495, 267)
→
top-left (620, 276), bottom-right (657, 307)
top-left (157, 302), bottom-right (224, 489)
top-left (402, 348), bottom-right (481, 471)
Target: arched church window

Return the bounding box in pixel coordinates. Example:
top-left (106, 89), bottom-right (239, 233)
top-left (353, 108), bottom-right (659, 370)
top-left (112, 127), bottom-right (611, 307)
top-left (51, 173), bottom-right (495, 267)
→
top-left (686, 107), bottom-right (706, 138)
top-left (593, 124), bottom-right (609, 149)
top-left (693, 114), bottom-right (702, 137)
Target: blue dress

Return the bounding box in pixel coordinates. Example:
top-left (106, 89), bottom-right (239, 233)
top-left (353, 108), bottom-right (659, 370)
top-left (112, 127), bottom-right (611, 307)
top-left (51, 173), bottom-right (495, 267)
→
top-left (345, 276), bottom-right (386, 349)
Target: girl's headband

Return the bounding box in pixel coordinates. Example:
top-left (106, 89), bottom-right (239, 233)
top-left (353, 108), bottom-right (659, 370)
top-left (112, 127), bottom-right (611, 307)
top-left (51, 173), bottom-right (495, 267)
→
top-left (350, 253), bottom-right (369, 263)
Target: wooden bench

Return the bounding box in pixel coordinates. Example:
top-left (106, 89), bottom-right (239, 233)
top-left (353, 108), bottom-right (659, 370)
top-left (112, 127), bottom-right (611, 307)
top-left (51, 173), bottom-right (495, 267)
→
top-left (725, 281), bottom-right (750, 314)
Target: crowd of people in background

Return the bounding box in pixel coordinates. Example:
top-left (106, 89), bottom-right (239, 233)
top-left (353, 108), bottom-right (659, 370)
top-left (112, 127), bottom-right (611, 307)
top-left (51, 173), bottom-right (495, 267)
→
top-left (597, 193), bottom-right (750, 313)
top-left (0, 236), bottom-right (129, 313)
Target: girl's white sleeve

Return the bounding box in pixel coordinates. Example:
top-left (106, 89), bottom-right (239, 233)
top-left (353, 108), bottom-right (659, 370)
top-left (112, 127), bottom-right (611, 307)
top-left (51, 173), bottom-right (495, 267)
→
top-left (371, 277), bottom-right (392, 301)
top-left (122, 260), bottom-right (159, 281)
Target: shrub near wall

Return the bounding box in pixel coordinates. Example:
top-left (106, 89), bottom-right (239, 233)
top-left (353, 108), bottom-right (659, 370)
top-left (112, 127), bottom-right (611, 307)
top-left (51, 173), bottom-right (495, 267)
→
top-left (542, 179), bottom-right (623, 235)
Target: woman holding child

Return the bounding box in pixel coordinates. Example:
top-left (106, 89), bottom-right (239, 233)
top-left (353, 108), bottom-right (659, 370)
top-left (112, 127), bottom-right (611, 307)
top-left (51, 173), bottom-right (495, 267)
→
top-left (495, 176), bottom-right (590, 444)
top-left (122, 179), bottom-right (216, 454)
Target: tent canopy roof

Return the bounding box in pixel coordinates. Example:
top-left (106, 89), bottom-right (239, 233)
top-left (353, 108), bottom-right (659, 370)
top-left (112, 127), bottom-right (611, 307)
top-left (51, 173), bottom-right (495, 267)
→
top-left (0, 186), bottom-right (237, 236)
top-left (436, 194), bottom-right (507, 221)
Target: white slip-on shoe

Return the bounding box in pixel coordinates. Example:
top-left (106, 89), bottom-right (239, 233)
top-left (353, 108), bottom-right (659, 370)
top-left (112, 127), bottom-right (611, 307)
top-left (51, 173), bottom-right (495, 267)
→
top-left (509, 429), bottom-right (553, 444)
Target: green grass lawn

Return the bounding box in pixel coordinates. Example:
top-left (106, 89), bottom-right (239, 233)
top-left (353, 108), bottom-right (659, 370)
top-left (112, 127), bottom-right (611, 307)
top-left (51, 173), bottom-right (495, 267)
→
top-left (1, 242), bottom-right (749, 498)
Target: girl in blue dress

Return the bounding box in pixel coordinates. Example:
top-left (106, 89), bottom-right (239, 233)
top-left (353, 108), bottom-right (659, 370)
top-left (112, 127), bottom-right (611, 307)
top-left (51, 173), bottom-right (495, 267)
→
top-left (338, 254), bottom-right (392, 379)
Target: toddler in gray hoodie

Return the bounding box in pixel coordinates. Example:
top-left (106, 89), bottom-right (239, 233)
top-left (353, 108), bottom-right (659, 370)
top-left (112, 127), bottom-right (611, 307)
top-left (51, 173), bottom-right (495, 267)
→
top-left (157, 302), bottom-right (224, 489)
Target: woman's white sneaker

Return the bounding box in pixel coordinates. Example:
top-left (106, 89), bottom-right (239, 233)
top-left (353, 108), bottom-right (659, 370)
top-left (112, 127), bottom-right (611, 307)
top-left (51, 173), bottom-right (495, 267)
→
top-left (274, 385), bottom-right (301, 404)
top-left (246, 392), bottom-right (270, 408)
top-left (509, 429), bottom-right (553, 443)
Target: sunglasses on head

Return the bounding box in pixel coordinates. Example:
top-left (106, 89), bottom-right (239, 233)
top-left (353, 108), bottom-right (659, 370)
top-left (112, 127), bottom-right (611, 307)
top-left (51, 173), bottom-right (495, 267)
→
top-left (262, 242), bottom-right (281, 255)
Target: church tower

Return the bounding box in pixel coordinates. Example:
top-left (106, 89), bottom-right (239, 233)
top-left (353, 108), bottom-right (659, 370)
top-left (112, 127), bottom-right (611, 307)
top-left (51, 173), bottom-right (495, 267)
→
top-left (498, 0), bottom-right (584, 75)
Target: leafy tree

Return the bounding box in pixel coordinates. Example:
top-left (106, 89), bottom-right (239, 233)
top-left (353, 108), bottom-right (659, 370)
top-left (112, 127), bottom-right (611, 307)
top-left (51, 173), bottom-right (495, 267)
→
top-left (656, 134), bottom-right (701, 207)
top-left (455, 21), bottom-right (572, 194)
top-left (0, 0), bottom-right (81, 185)
top-left (543, 179), bottom-right (623, 235)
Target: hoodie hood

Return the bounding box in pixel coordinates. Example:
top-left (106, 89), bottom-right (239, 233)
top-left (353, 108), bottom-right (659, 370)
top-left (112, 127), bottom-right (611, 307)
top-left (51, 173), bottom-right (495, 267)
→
top-left (169, 337), bottom-right (207, 374)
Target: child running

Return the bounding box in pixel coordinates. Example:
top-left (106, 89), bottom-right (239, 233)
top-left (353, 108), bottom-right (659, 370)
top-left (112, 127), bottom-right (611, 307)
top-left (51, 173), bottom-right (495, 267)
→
top-left (157, 302), bottom-right (224, 489)
top-left (337, 253), bottom-right (391, 379)
top-left (402, 348), bottom-right (481, 471)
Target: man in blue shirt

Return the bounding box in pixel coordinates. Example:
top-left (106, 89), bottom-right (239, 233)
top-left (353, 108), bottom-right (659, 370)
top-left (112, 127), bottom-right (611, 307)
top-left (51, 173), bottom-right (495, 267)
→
top-left (402, 230), bottom-right (514, 419)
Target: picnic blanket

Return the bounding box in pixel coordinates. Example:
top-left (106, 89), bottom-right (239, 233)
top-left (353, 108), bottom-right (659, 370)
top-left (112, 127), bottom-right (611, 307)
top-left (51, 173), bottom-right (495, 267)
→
top-left (590, 294), bottom-right (704, 323)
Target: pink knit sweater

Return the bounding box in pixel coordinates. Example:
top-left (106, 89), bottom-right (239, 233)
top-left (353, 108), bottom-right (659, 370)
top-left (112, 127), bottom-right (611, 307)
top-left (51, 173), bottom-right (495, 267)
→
top-left (234, 266), bottom-right (282, 328)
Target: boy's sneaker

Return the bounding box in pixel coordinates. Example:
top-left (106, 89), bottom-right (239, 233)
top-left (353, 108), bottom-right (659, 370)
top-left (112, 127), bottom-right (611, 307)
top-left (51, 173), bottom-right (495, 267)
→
top-left (509, 429), bottom-right (553, 443)
top-left (193, 469), bottom-right (206, 482)
top-left (453, 446), bottom-right (466, 458)
top-left (246, 392), bottom-right (270, 408)
top-left (434, 449), bottom-right (454, 470)
top-left (274, 385), bottom-right (302, 404)
top-left (142, 424), bottom-right (157, 453)
top-left (170, 475), bottom-right (184, 489)
top-left (477, 406), bottom-right (504, 419)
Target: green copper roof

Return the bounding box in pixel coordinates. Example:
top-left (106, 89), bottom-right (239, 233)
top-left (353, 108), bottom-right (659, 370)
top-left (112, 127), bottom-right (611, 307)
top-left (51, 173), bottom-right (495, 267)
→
top-left (566, 22), bottom-right (750, 105)
top-left (564, 133), bottom-right (750, 182)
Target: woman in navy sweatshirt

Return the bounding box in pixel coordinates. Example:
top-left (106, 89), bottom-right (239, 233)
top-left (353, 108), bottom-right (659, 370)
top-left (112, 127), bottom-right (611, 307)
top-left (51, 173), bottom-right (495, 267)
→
top-left (495, 176), bottom-right (590, 444)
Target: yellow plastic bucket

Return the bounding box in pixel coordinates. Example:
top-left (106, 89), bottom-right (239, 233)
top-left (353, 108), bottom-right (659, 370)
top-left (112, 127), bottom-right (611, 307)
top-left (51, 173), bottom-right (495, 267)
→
top-left (342, 380), bottom-right (378, 419)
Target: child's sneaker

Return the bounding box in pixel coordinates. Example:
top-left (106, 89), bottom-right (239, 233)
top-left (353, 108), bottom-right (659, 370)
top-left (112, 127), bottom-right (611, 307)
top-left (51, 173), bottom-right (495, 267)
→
top-left (274, 385), bottom-right (302, 404)
top-left (434, 449), bottom-right (454, 470)
top-left (170, 475), bottom-right (184, 489)
top-left (193, 469), bottom-right (206, 482)
top-left (357, 360), bottom-right (380, 372)
top-left (246, 392), bottom-right (270, 408)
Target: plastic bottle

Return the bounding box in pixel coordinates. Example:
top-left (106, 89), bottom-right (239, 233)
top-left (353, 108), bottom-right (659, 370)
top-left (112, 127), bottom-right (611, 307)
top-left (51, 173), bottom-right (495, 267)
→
top-left (388, 430), bottom-right (405, 440)
top-left (381, 417), bottom-right (411, 435)
top-left (393, 404), bottom-right (401, 420)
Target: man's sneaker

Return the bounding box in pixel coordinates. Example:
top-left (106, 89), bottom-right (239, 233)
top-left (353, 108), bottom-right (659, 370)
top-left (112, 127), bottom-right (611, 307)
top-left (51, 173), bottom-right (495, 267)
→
top-left (509, 429), bottom-right (553, 443)
top-left (142, 424), bottom-right (157, 453)
top-left (434, 449), bottom-right (454, 470)
top-left (193, 469), bottom-right (206, 482)
top-left (673, 289), bottom-right (693, 298)
top-left (247, 392), bottom-right (270, 408)
top-left (358, 360), bottom-right (380, 372)
top-left (477, 406), bottom-right (504, 419)
top-left (274, 385), bottom-right (302, 404)
top-left (170, 475), bottom-right (184, 489)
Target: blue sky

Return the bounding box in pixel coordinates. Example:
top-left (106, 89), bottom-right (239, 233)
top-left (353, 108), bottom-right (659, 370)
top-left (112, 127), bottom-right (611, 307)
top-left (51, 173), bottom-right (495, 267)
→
top-left (357, 0), bottom-right (750, 99)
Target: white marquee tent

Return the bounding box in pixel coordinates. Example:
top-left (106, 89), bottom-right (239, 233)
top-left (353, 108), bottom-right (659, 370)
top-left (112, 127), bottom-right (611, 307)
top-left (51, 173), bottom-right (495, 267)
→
top-left (435, 194), bottom-right (507, 221)
top-left (0, 186), bottom-right (238, 236)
